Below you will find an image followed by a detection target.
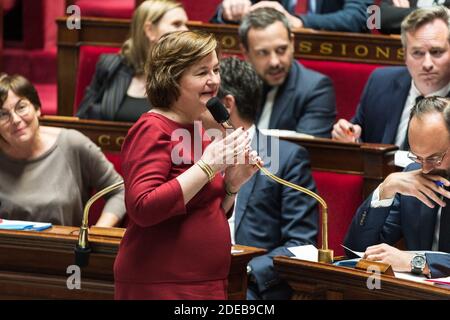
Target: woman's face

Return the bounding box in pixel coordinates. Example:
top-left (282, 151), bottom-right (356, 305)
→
top-left (176, 51), bottom-right (220, 114)
top-left (146, 7), bottom-right (188, 43)
top-left (0, 90), bottom-right (40, 146)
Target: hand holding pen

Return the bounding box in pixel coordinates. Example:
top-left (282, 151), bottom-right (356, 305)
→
top-left (332, 119), bottom-right (362, 143)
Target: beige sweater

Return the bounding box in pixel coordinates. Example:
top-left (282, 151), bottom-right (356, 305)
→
top-left (0, 128), bottom-right (125, 226)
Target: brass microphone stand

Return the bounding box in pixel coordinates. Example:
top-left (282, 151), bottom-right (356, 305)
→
top-left (75, 181), bottom-right (124, 267)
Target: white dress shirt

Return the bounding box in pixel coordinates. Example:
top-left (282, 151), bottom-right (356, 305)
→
top-left (394, 81), bottom-right (450, 147)
top-left (257, 87), bottom-right (278, 130)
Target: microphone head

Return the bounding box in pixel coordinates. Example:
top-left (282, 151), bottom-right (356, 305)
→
top-left (206, 97), bottom-right (229, 124)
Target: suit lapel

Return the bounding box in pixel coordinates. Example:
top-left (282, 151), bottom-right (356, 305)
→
top-left (418, 204), bottom-right (438, 249)
top-left (269, 62), bottom-right (297, 128)
top-left (381, 71), bottom-right (411, 144)
top-left (235, 131), bottom-right (271, 232)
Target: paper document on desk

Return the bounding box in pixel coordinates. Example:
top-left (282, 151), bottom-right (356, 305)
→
top-left (259, 129), bottom-right (314, 140)
top-left (341, 244), bottom-right (364, 257)
top-left (0, 219), bottom-right (52, 231)
top-left (288, 245), bottom-right (318, 262)
top-left (395, 150), bottom-right (414, 168)
top-left (425, 276), bottom-right (450, 286)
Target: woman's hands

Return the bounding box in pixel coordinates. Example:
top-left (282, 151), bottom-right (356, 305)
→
top-left (201, 127), bottom-right (262, 192)
top-left (201, 127), bottom-right (251, 173)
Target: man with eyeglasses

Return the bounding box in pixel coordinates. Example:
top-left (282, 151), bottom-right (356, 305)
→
top-left (344, 96), bottom-right (450, 279)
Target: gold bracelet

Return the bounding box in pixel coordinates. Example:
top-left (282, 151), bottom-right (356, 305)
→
top-left (225, 184), bottom-right (238, 196)
top-left (197, 159), bottom-right (215, 182)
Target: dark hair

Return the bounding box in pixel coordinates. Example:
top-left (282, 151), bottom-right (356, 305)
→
top-left (218, 57), bottom-right (262, 123)
top-left (239, 7), bottom-right (291, 50)
top-left (0, 74), bottom-right (41, 110)
top-left (146, 30), bottom-right (218, 109)
top-left (410, 96), bottom-right (450, 133)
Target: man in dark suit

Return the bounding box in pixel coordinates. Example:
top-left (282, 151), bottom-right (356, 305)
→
top-left (332, 6), bottom-right (450, 148)
top-left (217, 57), bottom-right (318, 299)
top-left (380, 0), bottom-right (450, 34)
top-left (211, 0), bottom-right (371, 33)
top-left (238, 7), bottom-right (336, 137)
top-left (344, 96), bottom-right (450, 278)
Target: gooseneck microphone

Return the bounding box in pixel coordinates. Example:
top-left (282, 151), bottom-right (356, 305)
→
top-left (206, 97), bottom-right (333, 263)
top-left (75, 181), bottom-right (124, 267)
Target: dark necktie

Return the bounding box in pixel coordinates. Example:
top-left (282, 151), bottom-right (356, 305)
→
top-left (401, 95), bottom-right (424, 150)
top-left (439, 199), bottom-right (450, 252)
top-left (295, 0), bottom-right (308, 14)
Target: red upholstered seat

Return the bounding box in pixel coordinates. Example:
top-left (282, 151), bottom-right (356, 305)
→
top-left (300, 59), bottom-right (382, 121)
top-left (74, 45), bottom-right (121, 114)
top-left (180, 0), bottom-right (221, 22)
top-left (312, 171), bottom-right (364, 256)
top-left (75, 0), bottom-right (135, 19)
top-left (22, 0), bottom-right (65, 49)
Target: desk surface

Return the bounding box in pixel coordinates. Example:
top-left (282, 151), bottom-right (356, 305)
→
top-left (0, 226), bottom-right (265, 299)
top-left (274, 256), bottom-right (450, 299)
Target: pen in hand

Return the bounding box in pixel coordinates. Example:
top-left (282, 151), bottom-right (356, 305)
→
top-left (345, 125), bottom-right (361, 143)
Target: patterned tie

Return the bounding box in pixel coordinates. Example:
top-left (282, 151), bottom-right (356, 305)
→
top-left (439, 198), bottom-right (450, 252)
top-left (294, 0), bottom-right (308, 14)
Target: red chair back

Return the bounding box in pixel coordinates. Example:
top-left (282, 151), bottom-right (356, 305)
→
top-left (300, 59), bottom-right (382, 121)
top-left (312, 171), bottom-right (364, 256)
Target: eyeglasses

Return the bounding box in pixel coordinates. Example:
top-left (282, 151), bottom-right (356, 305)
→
top-left (0, 102), bottom-right (32, 125)
top-left (407, 148), bottom-right (449, 167)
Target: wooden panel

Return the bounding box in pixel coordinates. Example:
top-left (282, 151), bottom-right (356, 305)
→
top-left (274, 256), bottom-right (450, 300)
top-left (57, 17), bottom-right (404, 116)
top-left (40, 116), bottom-right (399, 198)
top-left (0, 226), bottom-right (265, 300)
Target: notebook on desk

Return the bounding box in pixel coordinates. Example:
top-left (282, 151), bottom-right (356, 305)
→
top-left (0, 219), bottom-right (52, 231)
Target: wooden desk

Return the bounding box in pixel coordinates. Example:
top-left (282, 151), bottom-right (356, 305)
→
top-left (0, 226), bottom-right (265, 299)
top-left (57, 17), bottom-right (403, 116)
top-left (39, 116), bottom-right (398, 198)
top-left (274, 256), bottom-right (450, 300)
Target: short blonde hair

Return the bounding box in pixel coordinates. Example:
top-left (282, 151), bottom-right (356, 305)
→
top-left (121, 0), bottom-right (183, 75)
top-left (146, 30), bottom-right (218, 109)
top-left (401, 6), bottom-right (450, 48)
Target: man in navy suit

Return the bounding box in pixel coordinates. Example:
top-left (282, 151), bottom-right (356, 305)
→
top-left (211, 0), bottom-right (371, 33)
top-left (217, 57), bottom-right (318, 299)
top-left (332, 6), bottom-right (450, 148)
top-left (345, 96), bottom-right (450, 278)
top-left (239, 7), bottom-right (336, 138)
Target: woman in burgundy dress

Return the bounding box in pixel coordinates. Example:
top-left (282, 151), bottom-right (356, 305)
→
top-left (114, 30), bottom-right (261, 299)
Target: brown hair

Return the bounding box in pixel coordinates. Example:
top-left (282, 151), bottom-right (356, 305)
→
top-left (121, 0), bottom-right (184, 75)
top-left (401, 6), bottom-right (450, 48)
top-left (0, 74), bottom-right (41, 110)
top-left (146, 30), bottom-right (218, 109)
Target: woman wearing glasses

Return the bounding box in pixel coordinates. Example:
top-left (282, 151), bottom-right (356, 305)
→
top-left (0, 74), bottom-right (126, 227)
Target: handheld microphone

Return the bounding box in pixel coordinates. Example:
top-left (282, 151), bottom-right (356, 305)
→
top-left (206, 97), bottom-right (235, 130)
top-left (205, 97), bottom-right (333, 263)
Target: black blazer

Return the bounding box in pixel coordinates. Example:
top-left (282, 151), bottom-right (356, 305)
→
top-left (380, 0), bottom-right (450, 34)
top-left (258, 60), bottom-right (336, 138)
top-left (235, 131), bottom-right (318, 299)
top-left (211, 0), bottom-right (371, 33)
top-left (352, 66), bottom-right (411, 145)
top-left (344, 163), bottom-right (450, 278)
top-left (77, 54), bottom-right (134, 120)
